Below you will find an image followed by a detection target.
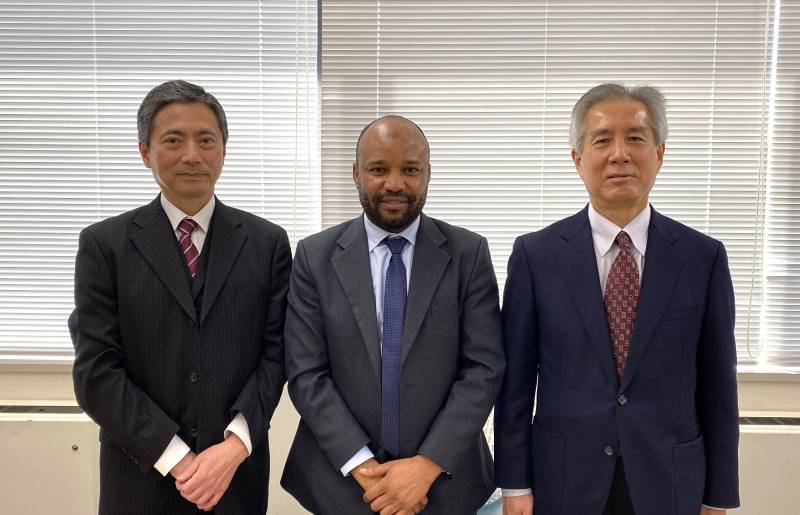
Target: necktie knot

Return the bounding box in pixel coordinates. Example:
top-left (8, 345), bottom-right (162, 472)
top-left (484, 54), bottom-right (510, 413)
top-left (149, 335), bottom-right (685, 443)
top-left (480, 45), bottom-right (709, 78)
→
top-left (178, 218), bottom-right (198, 236)
top-left (615, 231), bottom-right (632, 251)
top-left (382, 236), bottom-right (408, 255)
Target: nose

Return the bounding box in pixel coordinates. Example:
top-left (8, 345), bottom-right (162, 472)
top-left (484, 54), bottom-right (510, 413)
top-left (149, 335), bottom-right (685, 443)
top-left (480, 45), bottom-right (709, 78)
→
top-left (609, 140), bottom-right (631, 164)
top-left (182, 140), bottom-right (201, 163)
top-left (384, 169), bottom-right (405, 192)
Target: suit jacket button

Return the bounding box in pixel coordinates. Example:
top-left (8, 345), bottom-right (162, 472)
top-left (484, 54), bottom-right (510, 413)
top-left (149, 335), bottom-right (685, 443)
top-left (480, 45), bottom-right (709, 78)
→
top-left (617, 394), bottom-right (627, 406)
top-left (190, 371), bottom-right (199, 383)
top-left (189, 428), bottom-right (198, 438)
top-left (604, 446), bottom-right (615, 456)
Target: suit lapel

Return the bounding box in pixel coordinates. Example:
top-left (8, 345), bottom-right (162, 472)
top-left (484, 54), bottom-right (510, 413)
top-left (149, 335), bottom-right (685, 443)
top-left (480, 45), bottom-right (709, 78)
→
top-left (620, 208), bottom-right (684, 390)
top-left (332, 217), bottom-right (382, 383)
top-left (200, 199), bottom-right (246, 325)
top-left (554, 207), bottom-right (618, 384)
top-left (130, 197), bottom-right (197, 323)
top-left (401, 215), bottom-right (450, 364)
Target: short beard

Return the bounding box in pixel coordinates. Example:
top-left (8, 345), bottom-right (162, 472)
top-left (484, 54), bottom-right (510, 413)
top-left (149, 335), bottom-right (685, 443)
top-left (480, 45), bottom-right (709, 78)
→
top-left (359, 189), bottom-right (426, 233)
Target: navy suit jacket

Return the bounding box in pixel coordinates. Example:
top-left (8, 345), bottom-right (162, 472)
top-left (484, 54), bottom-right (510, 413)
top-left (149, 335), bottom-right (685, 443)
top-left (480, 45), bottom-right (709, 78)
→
top-left (494, 206), bottom-right (739, 515)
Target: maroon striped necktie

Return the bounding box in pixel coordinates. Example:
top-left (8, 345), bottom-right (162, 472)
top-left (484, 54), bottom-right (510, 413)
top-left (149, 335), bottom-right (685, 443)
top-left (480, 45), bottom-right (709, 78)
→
top-left (604, 231), bottom-right (640, 379)
top-left (177, 218), bottom-right (200, 278)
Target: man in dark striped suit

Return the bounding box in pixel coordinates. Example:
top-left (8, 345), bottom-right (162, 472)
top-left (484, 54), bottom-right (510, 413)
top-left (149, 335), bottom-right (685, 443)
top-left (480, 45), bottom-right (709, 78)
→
top-left (70, 80), bottom-right (291, 514)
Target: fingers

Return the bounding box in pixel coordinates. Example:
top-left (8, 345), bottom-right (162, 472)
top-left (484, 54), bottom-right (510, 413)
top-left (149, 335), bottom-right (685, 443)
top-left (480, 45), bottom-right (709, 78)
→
top-left (363, 479), bottom-right (387, 503)
top-left (370, 493), bottom-right (393, 513)
top-left (174, 456), bottom-right (200, 483)
top-left (359, 462), bottom-right (389, 477)
top-left (194, 490), bottom-right (214, 509)
top-left (178, 471), bottom-right (207, 500)
top-left (196, 492), bottom-right (221, 512)
top-left (379, 505), bottom-right (403, 515)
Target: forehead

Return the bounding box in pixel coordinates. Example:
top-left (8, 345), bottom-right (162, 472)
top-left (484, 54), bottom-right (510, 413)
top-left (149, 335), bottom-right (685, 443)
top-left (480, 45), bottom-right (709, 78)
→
top-left (584, 99), bottom-right (652, 132)
top-left (359, 120), bottom-right (427, 156)
top-left (152, 102), bottom-right (220, 134)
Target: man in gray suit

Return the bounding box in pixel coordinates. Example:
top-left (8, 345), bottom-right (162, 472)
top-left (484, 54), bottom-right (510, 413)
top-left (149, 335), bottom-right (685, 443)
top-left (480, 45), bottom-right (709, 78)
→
top-left (281, 115), bottom-right (505, 515)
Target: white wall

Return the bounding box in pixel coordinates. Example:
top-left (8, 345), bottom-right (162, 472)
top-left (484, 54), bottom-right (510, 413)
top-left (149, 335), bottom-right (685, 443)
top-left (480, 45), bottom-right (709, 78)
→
top-left (0, 367), bottom-right (798, 514)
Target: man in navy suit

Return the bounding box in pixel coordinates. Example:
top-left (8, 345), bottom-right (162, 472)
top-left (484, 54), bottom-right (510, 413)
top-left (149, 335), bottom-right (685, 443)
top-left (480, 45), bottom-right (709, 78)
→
top-left (494, 84), bottom-right (740, 515)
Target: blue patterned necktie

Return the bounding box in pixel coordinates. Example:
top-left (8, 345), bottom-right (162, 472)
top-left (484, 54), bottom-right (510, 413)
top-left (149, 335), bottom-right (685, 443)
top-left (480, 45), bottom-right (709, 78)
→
top-left (380, 236), bottom-right (408, 457)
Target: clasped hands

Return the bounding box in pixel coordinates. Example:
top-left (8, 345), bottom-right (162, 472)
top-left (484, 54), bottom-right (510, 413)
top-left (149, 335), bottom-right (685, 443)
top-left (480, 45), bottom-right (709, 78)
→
top-left (169, 434), bottom-right (248, 511)
top-left (353, 455), bottom-right (442, 515)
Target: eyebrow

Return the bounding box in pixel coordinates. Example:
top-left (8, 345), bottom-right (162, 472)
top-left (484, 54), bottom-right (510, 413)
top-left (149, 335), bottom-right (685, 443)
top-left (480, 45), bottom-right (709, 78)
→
top-left (159, 128), bottom-right (217, 138)
top-left (589, 125), bottom-right (649, 138)
top-left (365, 160), bottom-right (423, 167)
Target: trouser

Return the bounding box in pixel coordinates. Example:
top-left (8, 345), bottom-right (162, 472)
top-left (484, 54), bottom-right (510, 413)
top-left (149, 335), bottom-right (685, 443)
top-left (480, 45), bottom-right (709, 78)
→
top-left (602, 458), bottom-right (635, 515)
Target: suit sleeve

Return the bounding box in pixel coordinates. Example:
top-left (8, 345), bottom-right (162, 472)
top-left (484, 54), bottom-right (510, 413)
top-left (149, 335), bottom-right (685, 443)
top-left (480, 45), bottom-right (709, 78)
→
top-left (229, 225), bottom-right (291, 447)
top-left (285, 239), bottom-right (373, 469)
top-left (417, 236), bottom-right (506, 471)
top-left (493, 236), bottom-right (538, 489)
top-left (697, 242), bottom-right (740, 508)
top-left (71, 228), bottom-right (180, 472)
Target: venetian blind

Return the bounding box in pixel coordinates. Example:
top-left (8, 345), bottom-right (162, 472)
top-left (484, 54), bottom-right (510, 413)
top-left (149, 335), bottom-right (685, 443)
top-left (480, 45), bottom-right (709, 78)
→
top-left (762, 0), bottom-right (800, 367)
top-left (320, 0), bottom-right (791, 366)
top-left (0, 0), bottom-right (320, 362)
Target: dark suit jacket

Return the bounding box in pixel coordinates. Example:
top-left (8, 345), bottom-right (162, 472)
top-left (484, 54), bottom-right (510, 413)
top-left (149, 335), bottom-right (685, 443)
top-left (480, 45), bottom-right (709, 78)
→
top-left (494, 206), bottom-right (740, 515)
top-left (70, 196), bottom-right (291, 515)
top-left (280, 214), bottom-right (505, 515)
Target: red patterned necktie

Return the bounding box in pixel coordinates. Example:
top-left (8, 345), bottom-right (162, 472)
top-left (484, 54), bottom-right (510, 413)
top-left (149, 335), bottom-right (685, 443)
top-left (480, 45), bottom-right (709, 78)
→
top-left (177, 218), bottom-right (200, 278)
top-left (604, 231), bottom-right (640, 378)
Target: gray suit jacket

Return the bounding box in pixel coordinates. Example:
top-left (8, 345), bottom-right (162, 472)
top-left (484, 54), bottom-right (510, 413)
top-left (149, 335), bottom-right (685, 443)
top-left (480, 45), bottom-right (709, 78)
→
top-left (281, 214), bottom-right (505, 515)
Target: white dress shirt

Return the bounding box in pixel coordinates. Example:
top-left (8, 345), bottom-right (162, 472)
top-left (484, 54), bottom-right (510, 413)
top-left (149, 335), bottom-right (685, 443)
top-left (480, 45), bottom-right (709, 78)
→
top-left (151, 194), bottom-right (252, 476)
top-left (339, 213), bottom-right (420, 477)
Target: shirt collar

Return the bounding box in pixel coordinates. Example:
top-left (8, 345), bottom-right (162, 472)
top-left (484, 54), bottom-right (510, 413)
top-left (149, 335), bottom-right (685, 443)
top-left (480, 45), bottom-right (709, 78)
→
top-left (363, 213), bottom-right (420, 253)
top-left (160, 194), bottom-right (216, 234)
top-left (587, 203), bottom-right (650, 258)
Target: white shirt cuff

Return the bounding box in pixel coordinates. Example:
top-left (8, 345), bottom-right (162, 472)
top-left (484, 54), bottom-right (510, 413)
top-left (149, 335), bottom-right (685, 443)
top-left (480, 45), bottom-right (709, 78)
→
top-left (502, 488), bottom-right (533, 497)
top-left (340, 446), bottom-right (375, 476)
top-left (702, 506), bottom-right (726, 511)
top-left (224, 413), bottom-right (252, 456)
top-left (153, 435), bottom-right (191, 476)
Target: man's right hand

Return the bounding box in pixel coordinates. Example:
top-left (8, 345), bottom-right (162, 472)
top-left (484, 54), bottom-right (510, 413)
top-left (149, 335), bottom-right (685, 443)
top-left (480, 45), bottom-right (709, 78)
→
top-left (352, 457), bottom-right (383, 492)
top-left (170, 451), bottom-right (198, 481)
top-left (352, 458), bottom-right (427, 514)
top-left (503, 493), bottom-right (534, 515)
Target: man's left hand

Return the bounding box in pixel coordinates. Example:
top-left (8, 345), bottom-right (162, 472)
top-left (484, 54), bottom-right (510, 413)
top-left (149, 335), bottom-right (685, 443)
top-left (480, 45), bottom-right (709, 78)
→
top-left (361, 455), bottom-right (441, 514)
top-left (701, 508), bottom-right (726, 515)
top-left (175, 434), bottom-right (248, 511)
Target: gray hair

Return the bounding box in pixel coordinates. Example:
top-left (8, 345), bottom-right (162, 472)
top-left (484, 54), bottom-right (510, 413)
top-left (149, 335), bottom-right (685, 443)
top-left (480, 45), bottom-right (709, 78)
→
top-left (137, 80), bottom-right (228, 148)
top-left (569, 83), bottom-right (668, 152)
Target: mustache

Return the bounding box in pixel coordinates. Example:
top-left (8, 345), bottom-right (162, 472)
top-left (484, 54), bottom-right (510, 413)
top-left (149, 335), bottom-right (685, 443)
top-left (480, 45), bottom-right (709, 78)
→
top-left (373, 192), bottom-right (413, 203)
